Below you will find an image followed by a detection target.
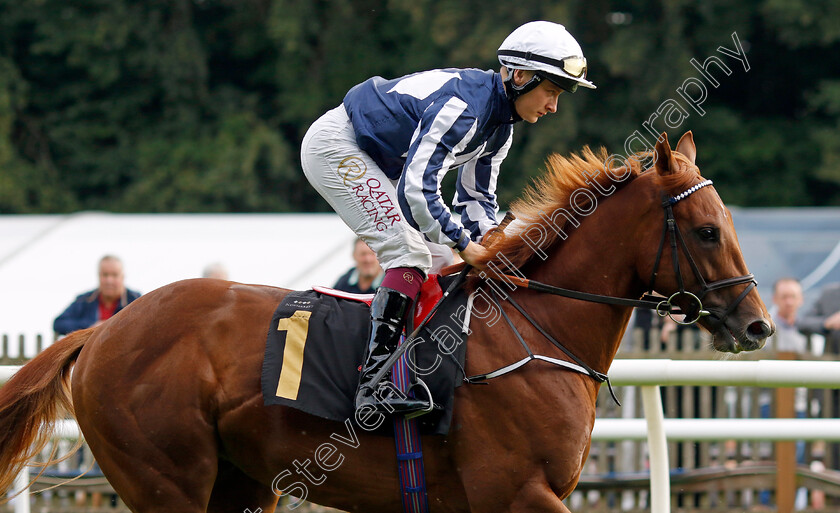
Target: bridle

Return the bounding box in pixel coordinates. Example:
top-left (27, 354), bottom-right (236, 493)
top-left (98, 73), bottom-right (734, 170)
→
top-left (645, 179), bottom-right (757, 325)
top-left (466, 179), bottom-right (758, 404)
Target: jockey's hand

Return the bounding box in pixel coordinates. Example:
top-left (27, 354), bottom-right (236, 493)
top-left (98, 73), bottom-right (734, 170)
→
top-left (480, 226), bottom-right (498, 244)
top-left (459, 241), bottom-right (490, 268)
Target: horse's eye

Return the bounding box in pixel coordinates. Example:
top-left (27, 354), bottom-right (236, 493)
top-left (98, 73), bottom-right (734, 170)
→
top-left (697, 226), bottom-right (719, 242)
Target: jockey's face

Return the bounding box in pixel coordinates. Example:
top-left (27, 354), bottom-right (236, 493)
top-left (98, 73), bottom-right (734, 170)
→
top-left (513, 70), bottom-right (563, 123)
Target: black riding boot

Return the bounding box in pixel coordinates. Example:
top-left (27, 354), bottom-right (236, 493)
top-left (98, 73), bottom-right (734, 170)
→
top-left (354, 287), bottom-right (431, 415)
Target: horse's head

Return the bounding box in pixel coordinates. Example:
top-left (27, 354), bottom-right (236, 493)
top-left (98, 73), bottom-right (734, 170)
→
top-left (476, 133), bottom-right (773, 354)
top-left (639, 131), bottom-right (774, 353)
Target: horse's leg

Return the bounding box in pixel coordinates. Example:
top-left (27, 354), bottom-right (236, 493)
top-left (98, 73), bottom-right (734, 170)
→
top-left (453, 377), bottom-right (593, 513)
top-left (79, 411), bottom-right (220, 513)
top-left (73, 331), bottom-right (223, 513)
top-left (207, 460), bottom-right (279, 513)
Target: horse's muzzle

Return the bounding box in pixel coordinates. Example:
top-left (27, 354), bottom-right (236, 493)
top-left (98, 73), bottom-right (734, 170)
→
top-left (703, 314), bottom-right (774, 353)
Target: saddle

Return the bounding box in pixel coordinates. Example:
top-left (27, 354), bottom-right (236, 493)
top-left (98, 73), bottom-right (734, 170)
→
top-left (260, 274), bottom-right (469, 435)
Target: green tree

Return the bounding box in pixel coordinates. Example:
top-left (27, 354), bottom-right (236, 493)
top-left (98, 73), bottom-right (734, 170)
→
top-left (1, 0), bottom-right (839, 212)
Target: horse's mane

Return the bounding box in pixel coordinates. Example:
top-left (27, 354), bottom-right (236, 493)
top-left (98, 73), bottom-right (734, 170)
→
top-left (476, 146), bottom-right (701, 271)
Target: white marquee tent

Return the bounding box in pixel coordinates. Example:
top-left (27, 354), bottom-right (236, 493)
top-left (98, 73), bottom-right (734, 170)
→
top-left (0, 212), bottom-right (359, 354)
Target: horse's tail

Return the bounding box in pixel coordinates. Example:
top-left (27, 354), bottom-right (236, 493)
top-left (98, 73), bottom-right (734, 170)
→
top-left (0, 327), bottom-right (93, 497)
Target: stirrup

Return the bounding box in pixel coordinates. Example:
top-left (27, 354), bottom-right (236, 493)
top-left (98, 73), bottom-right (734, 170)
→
top-left (403, 379), bottom-right (435, 420)
top-left (355, 378), bottom-right (433, 416)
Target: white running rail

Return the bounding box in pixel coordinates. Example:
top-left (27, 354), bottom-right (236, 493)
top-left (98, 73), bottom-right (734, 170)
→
top-left (598, 359), bottom-right (840, 513)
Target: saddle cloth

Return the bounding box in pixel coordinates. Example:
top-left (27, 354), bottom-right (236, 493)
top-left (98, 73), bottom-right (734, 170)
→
top-left (260, 275), bottom-right (468, 435)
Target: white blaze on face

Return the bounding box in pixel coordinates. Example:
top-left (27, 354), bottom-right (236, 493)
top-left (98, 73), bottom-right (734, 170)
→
top-left (718, 198), bottom-right (728, 218)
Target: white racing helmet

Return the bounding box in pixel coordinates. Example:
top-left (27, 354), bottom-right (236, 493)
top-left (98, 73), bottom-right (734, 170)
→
top-left (498, 21), bottom-right (595, 95)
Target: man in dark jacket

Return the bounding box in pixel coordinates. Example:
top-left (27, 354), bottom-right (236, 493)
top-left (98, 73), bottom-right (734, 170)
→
top-left (799, 281), bottom-right (840, 354)
top-left (53, 255), bottom-right (141, 335)
top-left (333, 238), bottom-right (384, 294)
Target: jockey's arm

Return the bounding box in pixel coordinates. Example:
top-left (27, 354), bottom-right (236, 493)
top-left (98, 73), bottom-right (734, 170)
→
top-left (399, 101), bottom-right (480, 249)
top-left (453, 133), bottom-right (511, 245)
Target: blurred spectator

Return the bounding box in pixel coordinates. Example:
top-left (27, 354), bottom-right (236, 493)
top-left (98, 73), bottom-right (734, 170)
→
top-left (770, 277), bottom-right (807, 353)
top-left (333, 238), bottom-right (383, 294)
top-left (798, 281), bottom-right (840, 354)
top-left (634, 308), bottom-right (654, 350)
top-left (659, 313), bottom-right (700, 351)
top-left (617, 309), bottom-right (655, 353)
top-left (202, 262), bottom-right (229, 280)
top-left (659, 315), bottom-right (679, 347)
top-left (759, 278), bottom-right (809, 507)
top-left (799, 281), bottom-right (840, 481)
top-left (53, 255), bottom-right (141, 335)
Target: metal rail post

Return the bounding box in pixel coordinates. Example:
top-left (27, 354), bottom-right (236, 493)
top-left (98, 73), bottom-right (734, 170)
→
top-left (12, 467), bottom-right (30, 513)
top-left (641, 385), bottom-right (670, 513)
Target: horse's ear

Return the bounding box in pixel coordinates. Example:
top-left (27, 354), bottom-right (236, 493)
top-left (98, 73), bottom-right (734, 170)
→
top-left (654, 132), bottom-right (677, 176)
top-left (675, 131), bottom-right (696, 165)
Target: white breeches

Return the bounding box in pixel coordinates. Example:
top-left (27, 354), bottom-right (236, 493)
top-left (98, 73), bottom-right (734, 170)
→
top-left (301, 105), bottom-right (453, 275)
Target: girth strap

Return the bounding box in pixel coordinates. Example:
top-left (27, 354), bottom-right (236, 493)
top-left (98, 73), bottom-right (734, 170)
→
top-left (465, 289), bottom-right (621, 406)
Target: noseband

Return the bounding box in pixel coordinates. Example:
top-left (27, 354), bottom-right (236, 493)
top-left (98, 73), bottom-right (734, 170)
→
top-left (644, 179), bottom-right (757, 325)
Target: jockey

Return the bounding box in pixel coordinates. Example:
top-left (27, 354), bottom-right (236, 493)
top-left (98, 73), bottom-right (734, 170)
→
top-left (301, 21), bottom-right (595, 415)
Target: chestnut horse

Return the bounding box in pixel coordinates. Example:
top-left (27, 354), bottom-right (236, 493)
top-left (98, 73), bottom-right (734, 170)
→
top-left (0, 132), bottom-right (773, 513)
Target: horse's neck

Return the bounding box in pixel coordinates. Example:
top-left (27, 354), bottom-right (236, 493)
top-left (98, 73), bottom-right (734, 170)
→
top-left (517, 195), bottom-right (647, 374)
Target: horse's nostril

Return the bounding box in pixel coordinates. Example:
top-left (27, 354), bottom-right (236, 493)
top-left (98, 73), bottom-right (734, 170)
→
top-left (747, 320), bottom-right (772, 340)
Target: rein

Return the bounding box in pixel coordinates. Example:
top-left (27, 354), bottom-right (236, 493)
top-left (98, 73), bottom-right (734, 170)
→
top-left (471, 179), bottom-right (756, 405)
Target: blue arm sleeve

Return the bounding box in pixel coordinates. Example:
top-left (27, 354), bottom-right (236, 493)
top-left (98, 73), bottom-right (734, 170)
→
top-left (453, 131), bottom-right (511, 241)
top-left (398, 97), bottom-right (478, 250)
